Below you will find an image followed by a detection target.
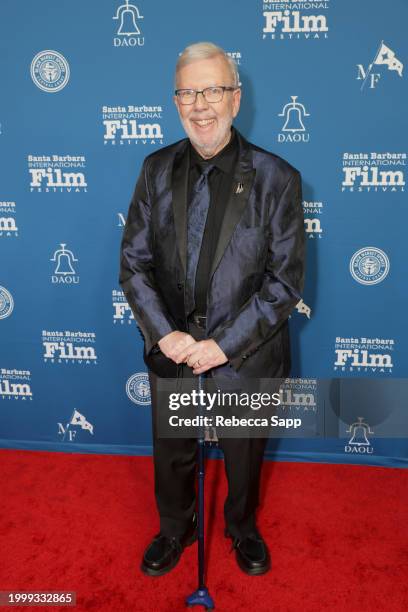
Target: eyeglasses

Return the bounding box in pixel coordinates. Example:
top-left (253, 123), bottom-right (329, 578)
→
top-left (174, 86), bottom-right (238, 105)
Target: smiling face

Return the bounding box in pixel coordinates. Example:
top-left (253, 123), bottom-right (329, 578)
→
top-left (174, 54), bottom-right (241, 159)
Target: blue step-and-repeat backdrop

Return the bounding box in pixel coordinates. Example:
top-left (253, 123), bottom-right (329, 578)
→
top-left (1, 0), bottom-right (407, 467)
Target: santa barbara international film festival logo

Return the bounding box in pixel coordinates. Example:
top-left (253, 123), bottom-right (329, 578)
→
top-left (344, 417), bottom-right (374, 455)
top-left (341, 152), bottom-right (405, 192)
top-left (357, 41), bottom-right (403, 91)
top-left (42, 330), bottom-right (97, 365)
top-left (334, 336), bottom-right (394, 374)
top-left (262, 0), bottom-right (329, 41)
top-left (350, 247), bottom-right (390, 286)
top-left (303, 199), bottom-right (324, 239)
top-left (279, 378), bottom-right (317, 413)
top-left (226, 51), bottom-right (242, 66)
top-left (58, 409), bottom-right (94, 442)
top-left (278, 96), bottom-right (310, 143)
top-left (102, 104), bottom-right (163, 146)
top-left (0, 286), bottom-right (14, 320)
top-left (28, 155), bottom-right (87, 193)
top-left (0, 368), bottom-right (33, 401)
top-left (0, 201), bottom-right (18, 238)
top-left (30, 50), bottom-right (70, 93)
top-left (112, 0), bottom-right (144, 47)
top-left (112, 290), bottom-right (135, 324)
top-left (126, 372), bottom-right (151, 405)
top-left (50, 243), bottom-right (79, 284)
top-left (176, 49), bottom-right (242, 65)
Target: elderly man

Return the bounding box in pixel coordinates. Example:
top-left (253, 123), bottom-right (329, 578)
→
top-left (119, 41), bottom-right (305, 576)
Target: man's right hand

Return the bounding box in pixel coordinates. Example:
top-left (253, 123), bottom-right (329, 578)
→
top-left (158, 331), bottom-right (196, 363)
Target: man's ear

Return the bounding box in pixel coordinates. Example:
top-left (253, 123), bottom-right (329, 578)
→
top-left (232, 88), bottom-right (241, 118)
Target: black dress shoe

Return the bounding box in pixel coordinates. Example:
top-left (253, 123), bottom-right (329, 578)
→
top-left (225, 527), bottom-right (271, 575)
top-left (141, 513), bottom-right (197, 576)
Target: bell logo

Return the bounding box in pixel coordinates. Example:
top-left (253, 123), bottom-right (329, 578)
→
top-left (344, 417), bottom-right (374, 454)
top-left (278, 96), bottom-right (310, 143)
top-left (50, 243), bottom-right (80, 284)
top-left (113, 1), bottom-right (145, 47)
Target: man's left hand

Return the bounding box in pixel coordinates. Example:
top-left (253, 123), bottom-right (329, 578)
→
top-left (175, 339), bottom-right (228, 374)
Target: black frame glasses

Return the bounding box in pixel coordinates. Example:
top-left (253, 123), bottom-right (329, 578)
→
top-left (174, 85), bottom-right (238, 105)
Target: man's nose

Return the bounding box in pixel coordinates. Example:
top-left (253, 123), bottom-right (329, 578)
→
top-left (193, 91), bottom-right (210, 110)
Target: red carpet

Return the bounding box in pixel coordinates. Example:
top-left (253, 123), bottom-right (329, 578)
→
top-left (0, 449), bottom-right (407, 611)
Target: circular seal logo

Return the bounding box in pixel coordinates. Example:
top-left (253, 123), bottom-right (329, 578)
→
top-left (0, 286), bottom-right (14, 319)
top-left (30, 50), bottom-right (70, 93)
top-left (350, 247), bottom-right (390, 285)
top-left (126, 372), bottom-right (151, 405)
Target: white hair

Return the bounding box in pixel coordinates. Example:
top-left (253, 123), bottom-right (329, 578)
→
top-left (175, 42), bottom-right (241, 89)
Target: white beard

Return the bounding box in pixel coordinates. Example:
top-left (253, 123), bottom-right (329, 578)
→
top-left (181, 116), bottom-right (233, 158)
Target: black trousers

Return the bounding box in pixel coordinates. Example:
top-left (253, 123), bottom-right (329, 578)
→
top-left (148, 322), bottom-right (269, 540)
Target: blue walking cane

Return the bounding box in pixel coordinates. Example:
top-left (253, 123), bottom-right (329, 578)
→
top-left (186, 372), bottom-right (215, 609)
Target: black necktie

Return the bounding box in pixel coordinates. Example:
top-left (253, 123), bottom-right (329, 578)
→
top-left (185, 163), bottom-right (215, 316)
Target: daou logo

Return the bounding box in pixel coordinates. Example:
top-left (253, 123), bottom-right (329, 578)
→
top-left (278, 96), bottom-right (310, 143)
top-left (50, 243), bottom-right (79, 284)
top-left (113, 1), bottom-right (144, 47)
top-left (345, 417), bottom-right (374, 454)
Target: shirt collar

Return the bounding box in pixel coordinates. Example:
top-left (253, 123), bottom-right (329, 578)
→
top-left (189, 126), bottom-right (238, 174)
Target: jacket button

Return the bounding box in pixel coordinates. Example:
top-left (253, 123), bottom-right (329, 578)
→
top-left (177, 283), bottom-right (183, 291)
top-left (242, 354), bottom-right (248, 360)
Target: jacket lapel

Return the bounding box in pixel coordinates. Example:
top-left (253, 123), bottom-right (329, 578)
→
top-left (209, 130), bottom-right (256, 280)
top-left (171, 140), bottom-right (190, 276)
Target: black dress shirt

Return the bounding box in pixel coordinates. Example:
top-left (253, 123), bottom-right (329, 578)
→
top-left (188, 126), bottom-right (238, 315)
